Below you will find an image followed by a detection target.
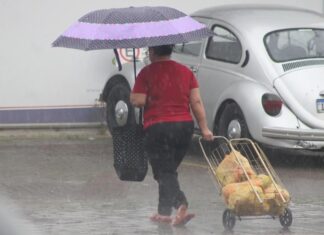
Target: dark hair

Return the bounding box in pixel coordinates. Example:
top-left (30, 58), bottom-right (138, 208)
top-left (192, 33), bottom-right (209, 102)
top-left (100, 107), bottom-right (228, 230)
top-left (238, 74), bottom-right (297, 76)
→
top-left (150, 45), bottom-right (174, 56)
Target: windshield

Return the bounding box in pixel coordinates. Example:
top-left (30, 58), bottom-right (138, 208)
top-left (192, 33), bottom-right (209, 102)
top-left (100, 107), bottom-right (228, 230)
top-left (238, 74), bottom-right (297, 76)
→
top-left (264, 28), bottom-right (324, 62)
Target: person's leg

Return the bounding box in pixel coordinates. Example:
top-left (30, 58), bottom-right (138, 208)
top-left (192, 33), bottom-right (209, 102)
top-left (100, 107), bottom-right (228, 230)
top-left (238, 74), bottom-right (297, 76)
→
top-left (173, 122), bottom-right (194, 169)
top-left (145, 122), bottom-right (194, 225)
top-left (170, 122), bottom-right (195, 226)
top-left (172, 121), bottom-right (194, 210)
top-left (145, 130), bottom-right (173, 223)
top-left (145, 123), bottom-right (177, 218)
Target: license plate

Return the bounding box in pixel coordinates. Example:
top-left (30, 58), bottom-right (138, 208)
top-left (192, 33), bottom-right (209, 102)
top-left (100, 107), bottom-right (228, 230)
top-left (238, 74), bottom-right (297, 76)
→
top-left (316, 99), bottom-right (324, 113)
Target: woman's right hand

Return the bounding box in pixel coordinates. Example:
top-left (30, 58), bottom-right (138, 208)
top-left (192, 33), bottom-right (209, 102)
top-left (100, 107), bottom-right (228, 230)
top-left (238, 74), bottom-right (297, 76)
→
top-left (202, 128), bottom-right (213, 141)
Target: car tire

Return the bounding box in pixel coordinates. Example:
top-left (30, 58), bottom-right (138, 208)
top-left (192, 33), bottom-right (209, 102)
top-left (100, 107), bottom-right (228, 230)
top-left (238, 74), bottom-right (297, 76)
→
top-left (105, 83), bottom-right (135, 133)
top-left (218, 102), bottom-right (251, 139)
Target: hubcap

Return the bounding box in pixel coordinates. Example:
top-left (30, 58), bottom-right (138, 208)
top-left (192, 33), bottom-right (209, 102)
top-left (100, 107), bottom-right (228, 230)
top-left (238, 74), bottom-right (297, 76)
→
top-left (227, 120), bottom-right (241, 139)
top-left (115, 100), bottom-right (128, 126)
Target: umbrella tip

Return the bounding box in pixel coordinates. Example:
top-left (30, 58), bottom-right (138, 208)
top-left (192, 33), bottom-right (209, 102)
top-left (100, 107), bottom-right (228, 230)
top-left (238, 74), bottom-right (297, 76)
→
top-left (51, 39), bottom-right (59, 48)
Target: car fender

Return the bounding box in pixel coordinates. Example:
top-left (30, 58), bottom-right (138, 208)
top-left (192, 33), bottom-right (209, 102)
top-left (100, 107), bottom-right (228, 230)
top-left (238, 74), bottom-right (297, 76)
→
top-left (213, 80), bottom-right (299, 142)
top-left (102, 62), bottom-right (146, 101)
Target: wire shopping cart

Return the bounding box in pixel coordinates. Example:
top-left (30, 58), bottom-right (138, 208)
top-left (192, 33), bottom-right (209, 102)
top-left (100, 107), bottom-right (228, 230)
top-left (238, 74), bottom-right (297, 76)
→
top-left (199, 136), bottom-right (293, 230)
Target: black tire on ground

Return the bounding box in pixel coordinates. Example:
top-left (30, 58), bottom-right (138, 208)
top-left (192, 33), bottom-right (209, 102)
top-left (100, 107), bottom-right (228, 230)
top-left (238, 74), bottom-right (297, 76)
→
top-left (218, 102), bottom-right (251, 139)
top-left (105, 83), bottom-right (135, 132)
top-left (222, 209), bottom-right (236, 230)
top-left (279, 207), bottom-right (293, 228)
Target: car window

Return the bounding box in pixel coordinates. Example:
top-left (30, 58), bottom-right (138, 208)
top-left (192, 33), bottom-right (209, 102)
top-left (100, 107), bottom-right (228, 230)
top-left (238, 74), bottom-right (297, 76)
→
top-left (206, 26), bottom-right (242, 63)
top-left (173, 17), bottom-right (207, 57)
top-left (173, 40), bottom-right (203, 57)
top-left (265, 28), bottom-right (324, 62)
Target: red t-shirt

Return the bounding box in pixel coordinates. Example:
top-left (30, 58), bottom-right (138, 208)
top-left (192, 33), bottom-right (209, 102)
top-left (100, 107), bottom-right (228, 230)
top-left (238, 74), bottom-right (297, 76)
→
top-left (132, 60), bottom-right (199, 129)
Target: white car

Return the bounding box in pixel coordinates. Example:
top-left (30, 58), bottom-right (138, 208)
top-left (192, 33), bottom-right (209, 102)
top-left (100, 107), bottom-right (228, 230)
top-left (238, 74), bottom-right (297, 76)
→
top-left (102, 5), bottom-right (324, 155)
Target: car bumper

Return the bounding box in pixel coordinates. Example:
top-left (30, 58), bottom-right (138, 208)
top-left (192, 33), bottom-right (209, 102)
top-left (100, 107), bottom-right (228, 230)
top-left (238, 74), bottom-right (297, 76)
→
top-left (262, 127), bottom-right (324, 151)
top-left (262, 127), bottom-right (324, 141)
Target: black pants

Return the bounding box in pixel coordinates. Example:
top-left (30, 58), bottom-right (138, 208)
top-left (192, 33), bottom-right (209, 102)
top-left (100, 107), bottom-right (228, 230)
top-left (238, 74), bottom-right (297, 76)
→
top-left (144, 121), bottom-right (194, 216)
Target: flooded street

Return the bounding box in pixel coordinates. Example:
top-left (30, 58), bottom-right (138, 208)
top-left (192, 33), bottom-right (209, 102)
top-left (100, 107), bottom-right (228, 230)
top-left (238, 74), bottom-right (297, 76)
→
top-left (0, 132), bottom-right (323, 235)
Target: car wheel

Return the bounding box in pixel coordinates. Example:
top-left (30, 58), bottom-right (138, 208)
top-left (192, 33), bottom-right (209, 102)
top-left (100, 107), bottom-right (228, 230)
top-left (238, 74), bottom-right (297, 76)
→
top-left (105, 83), bottom-right (135, 132)
top-left (218, 102), bottom-right (251, 139)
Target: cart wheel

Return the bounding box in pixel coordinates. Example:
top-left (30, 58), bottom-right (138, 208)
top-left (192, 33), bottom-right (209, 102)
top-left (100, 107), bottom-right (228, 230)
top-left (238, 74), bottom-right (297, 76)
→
top-left (223, 209), bottom-right (236, 230)
top-left (279, 208), bottom-right (293, 228)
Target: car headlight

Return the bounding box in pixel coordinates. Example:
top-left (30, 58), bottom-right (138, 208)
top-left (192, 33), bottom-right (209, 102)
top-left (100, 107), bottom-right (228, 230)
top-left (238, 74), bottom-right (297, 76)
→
top-left (262, 93), bottom-right (283, 116)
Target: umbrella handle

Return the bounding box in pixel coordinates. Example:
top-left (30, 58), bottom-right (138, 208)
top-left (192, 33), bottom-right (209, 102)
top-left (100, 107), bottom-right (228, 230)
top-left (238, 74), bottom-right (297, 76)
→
top-left (132, 48), bottom-right (143, 125)
top-left (114, 49), bottom-right (122, 71)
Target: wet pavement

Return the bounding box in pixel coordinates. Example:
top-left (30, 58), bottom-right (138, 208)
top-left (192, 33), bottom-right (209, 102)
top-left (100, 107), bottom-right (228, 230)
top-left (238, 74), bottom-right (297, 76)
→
top-left (0, 132), bottom-right (323, 235)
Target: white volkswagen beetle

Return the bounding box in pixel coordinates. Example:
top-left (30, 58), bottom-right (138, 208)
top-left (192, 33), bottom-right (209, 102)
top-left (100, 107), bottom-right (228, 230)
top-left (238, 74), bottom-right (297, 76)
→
top-left (102, 5), bottom-right (324, 155)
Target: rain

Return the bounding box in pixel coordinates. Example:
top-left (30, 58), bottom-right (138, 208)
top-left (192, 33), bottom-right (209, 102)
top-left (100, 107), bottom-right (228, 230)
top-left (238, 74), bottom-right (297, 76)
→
top-left (1, 1), bottom-right (324, 235)
top-left (0, 134), bottom-right (323, 234)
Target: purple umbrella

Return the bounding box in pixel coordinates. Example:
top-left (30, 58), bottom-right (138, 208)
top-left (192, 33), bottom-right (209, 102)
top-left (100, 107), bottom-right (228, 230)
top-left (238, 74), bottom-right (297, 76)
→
top-left (52, 6), bottom-right (213, 182)
top-left (52, 6), bottom-right (212, 50)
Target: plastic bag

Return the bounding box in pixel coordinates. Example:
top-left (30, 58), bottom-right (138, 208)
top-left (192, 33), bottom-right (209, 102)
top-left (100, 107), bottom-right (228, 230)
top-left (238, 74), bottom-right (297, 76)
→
top-left (264, 183), bottom-right (290, 205)
top-left (226, 182), bottom-right (264, 210)
top-left (216, 150), bottom-right (256, 186)
top-left (222, 175), bottom-right (290, 215)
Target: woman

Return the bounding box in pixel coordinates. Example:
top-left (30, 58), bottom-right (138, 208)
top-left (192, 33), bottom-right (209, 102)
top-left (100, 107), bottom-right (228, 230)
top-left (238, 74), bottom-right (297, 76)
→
top-left (130, 45), bottom-right (213, 226)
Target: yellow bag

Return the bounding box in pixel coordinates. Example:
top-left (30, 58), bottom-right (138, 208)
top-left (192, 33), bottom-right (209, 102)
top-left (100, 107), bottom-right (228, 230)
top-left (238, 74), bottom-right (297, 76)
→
top-left (216, 150), bottom-right (256, 186)
top-left (222, 182), bottom-right (239, 203)
top-left (222, 174), bottom-right (281, 215)
top-left (250, 174), bottom-right (272, 189)
top-left (227, 183), bottom-right (264, 210)
top-left (257, 183), bottom-right (290, 215)
top-left (264, 183), bottom-right (290, 205)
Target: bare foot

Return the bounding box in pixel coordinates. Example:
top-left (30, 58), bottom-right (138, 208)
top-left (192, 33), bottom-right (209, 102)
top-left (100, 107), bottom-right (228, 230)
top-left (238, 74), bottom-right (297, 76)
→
top-left (150, 214), bottom-right (172, 223)
top-left (172, 205), bottom-right (195, 226)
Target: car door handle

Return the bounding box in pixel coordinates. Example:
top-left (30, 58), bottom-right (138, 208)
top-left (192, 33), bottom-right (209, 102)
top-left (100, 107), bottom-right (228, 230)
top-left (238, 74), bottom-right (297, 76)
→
top-left (190, 66), bottom-right (198, 73)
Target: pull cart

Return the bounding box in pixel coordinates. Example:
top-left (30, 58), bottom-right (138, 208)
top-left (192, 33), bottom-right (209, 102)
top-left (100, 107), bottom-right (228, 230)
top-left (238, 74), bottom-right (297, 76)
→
top-left (199, 136), bottom-right (293, 230)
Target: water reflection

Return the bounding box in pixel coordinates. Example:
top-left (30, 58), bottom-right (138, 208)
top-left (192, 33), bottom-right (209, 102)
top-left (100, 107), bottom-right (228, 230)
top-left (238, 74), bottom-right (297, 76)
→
top-left (156, 223), bottom-right (194, 235)
top-left (1, 138), bottom-right (324, 234)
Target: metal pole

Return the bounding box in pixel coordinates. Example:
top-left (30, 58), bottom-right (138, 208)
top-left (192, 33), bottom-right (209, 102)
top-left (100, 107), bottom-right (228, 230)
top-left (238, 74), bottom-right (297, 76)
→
top-left (113, 49), bottom-right (122, 71)
top-left (132, 48), bottom-right (143, 125)
top-left (133, 48), bottom-right (137, 80)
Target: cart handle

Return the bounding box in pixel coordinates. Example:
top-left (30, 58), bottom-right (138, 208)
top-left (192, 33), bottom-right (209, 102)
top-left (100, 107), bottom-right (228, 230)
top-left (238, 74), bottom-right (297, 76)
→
top-left (198, 136), bottom-right (230, 190)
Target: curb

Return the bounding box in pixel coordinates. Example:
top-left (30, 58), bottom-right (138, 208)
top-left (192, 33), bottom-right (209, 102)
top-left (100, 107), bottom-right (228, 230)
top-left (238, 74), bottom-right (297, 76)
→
top-left (0, 127), bottom-right (111, 140)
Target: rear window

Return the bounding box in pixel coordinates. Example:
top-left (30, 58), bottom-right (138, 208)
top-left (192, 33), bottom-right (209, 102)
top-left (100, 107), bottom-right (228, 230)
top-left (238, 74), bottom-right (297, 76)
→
top-left (264, 28), bottom-right (324, 62)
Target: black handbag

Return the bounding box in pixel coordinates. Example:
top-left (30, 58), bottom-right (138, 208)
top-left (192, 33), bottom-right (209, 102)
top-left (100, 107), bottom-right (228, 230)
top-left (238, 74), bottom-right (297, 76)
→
top-left (112, 123), bottom-right (147, 181)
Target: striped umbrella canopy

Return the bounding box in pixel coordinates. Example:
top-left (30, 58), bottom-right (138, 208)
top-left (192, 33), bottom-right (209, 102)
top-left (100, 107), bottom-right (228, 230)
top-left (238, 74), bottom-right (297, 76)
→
top-left (52, 6), bottom-right (213, 50)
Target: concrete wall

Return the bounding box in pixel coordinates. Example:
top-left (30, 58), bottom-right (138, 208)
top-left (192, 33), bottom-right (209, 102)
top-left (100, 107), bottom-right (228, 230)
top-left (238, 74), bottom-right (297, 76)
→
top-left (0, 0), bottom-right (322, 126)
